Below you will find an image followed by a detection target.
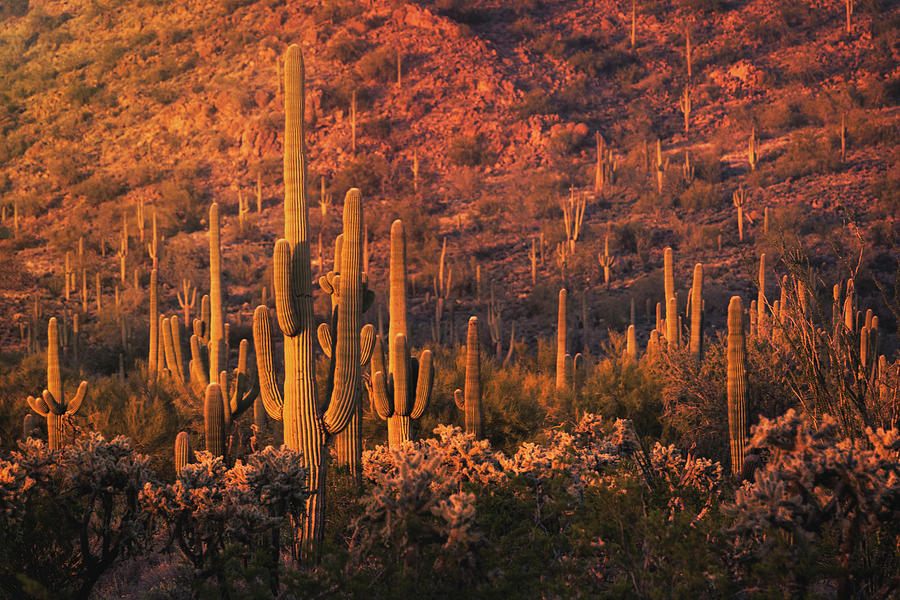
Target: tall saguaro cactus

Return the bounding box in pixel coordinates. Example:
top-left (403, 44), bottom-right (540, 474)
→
top-left (556, 288), bottom-right (568, 391)
top-left (317, 189), bottom-right (375, 476)
top-left (727, 296), bottom-right (749, 477)
top-left (252, 45), bottom-right (352, 554)
top-left (26, 318), bottom-right (88, 450)
top-left (690, 263), bottom-right (704, 363)
top-left (454, 316), bottom-right (483, 438)
top-left (149, 268), bottom-right (159, 380)
top-left (370, 218), bottom-right (434, 446)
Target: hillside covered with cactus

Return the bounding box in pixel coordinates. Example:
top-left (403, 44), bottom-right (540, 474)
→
top-left (1, 0), bottom-right (900, 598)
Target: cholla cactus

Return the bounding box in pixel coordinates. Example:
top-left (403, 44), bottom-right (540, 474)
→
top-left (26, 318), bottom-right (88, 450)
top-left (454, 317), bottom-right (483, 438)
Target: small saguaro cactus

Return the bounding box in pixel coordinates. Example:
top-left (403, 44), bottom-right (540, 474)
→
top-left (626, 324), bottom-right (637, 361)
top-left (204, 382), bottom-right (226, 457)
top-left (556, 288), bottom-right (568, 391)
top-left (732, 185), bottom-right (747, 242)
top-left (23, 413), bottom-right (39, 440)
top-left (560, 186), bottom-right (586, 253)
top-left (177, 279), bottom-right (196, 326)
top-left (748, 127), bottom-right (759, 171)
top-left (454, 316), bottom-right (483, 438)
top-left (598, 229), bottom-right (616, 288)
top-left (679, 87), bottom-right (691, 134)
top-left (372, 333), bottom-right (434, 446)
top-left (727, 296), bottom-right (749, 478)
top-left (655, 139), bottom-right (665, 193)
top-left (26, 318), bottom-right (88, 450)
top-left (174, 431), bottom-right (193, 475)
top-left (689, 263), bottom-right (704, 364)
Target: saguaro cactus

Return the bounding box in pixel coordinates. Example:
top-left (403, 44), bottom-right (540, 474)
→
top-left (556, 288), bottom-right (568, 391)
top-left (317, 189), bottom-right (375, 475)
top-left (757, 253), bottom-right (767, 340)
top-left (252, 45), bottom-right (357, 553)
top-left (454, 316), bottom-right (483, 438)
top-left (149, 268), bottom-right (159, 380)
top-left (204, 382), bottom-right (226, 457)
top-left (26, 318), bottom-right (88, 450)
top-left (727, 296), bottom-right (748, 477)
top-left (372, 333), bottom-right (434, 446)
top-left (690, 263), bottom-right (704, 363)
top-left (174, 431), bottom-right (193, 475)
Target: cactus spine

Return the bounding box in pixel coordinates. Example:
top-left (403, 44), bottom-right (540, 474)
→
top-left (727, 297), bottom-right (749, 477)
top-left (556, 288), bottom-right (568, 391)
top-left (26, 318), bottom-right (88, 450)
top-left (690, 263), bottom-right (703, 363)
top-left (454, 316), bottom-right (483, 438)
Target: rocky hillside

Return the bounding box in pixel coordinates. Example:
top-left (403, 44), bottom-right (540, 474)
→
top-left (1, 0), bottom-right (899, 357)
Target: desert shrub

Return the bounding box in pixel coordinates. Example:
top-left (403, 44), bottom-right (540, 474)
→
top-left (332, 152), bottom-right (388, 198)
top-left (729, 411), bottom-right (900, 597)
top-left (678, 180), bottom-right (722, 211)
top-left (71, 171), bottom-right (124, 203)
top-left (65, 80), bottom-right (101, 107)
top-left (312, 0), bottom-right (363, 24)
top-left (357, 46), bottom-right (395, 83)
top-left (514, 87), bottom-right (553, 118)
top-left (326, 30), bottom-right (366, 64)
top-left (320, 76), bottom-right (369, 112)
top-left (0, 434), bottom-right (156, 600)
top-left (448, 134), bottom-right (492, 167)
top-left (508, 16), bottom-right (537, 39)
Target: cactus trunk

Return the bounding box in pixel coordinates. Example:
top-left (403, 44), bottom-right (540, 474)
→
top-left (690, 263), bottom-right (703, 363)
top-left (727, 296), bottom-right (749, 477)
top-left (556, 288), bottom-right (567, 391)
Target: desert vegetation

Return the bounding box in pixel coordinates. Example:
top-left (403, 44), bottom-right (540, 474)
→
top-left (0, 0), bottom-right (899, 598)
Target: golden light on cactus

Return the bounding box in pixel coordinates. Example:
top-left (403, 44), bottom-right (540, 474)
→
top-left (727, 296), bottom-right (749, 477)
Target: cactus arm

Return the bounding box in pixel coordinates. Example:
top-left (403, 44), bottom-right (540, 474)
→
top-left (228, 339), bottom-right (258, 419)
top-left (319, 275), bottom-right (334, 295)
top-left (390, 334), bottom-right (410, 416)
top-left (162, 318), bottom-right (180, 383)
top-left (189, 334), bottom-right (209, 387)
top-left (372, 370), bottom-right (393, 419)
top-left (454, 389), bottom-right (465, 410)
top-left (42, 389), bottom-right (66, 415)
top-left (371, 335), bottom-right (385, 380)
top-left (410, 349), bottom-right (433, 419)
top-left (66, 381), bottom-right (88, 416)
top-left (360, 324), bottom-right (374, 367)
top-left (274, 240), bottom-right (302, 337)
top-left (252, 306), bottom-right (285, 421)
top-left (170, 316), bottom-right (186, 382)
top-left (317, 322), bottom-right (333, 358)
top-left (26, 395), bottom-right (50, 418)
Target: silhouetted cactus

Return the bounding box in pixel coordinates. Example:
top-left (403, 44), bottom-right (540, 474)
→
top-left (26, 318), bottom-right (88, 450)
top-left (727, 297), bottom-right (748, 477)
top-left (454, 316), bottom-right (483, 438)
top-left (204, 382), bottom-right (226, 457)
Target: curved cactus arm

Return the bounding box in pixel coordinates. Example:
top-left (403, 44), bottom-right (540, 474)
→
top-left (360, 324), bottom-right (374, 367)
top-left (319, 275), bottom-right (335, 296)
top-left (162, 318), bottom-right (181, 383)
top-left (391, 334), bottom-right (410, 416)
top-left (252, 305), bottom-right (285, 421)
top-left (371, 334), bottom-right (385, 379)
top-left (410, 349), bottom-right (433, 420)
top-left (218, 370), bottom-right (232, 427)
top-left (42, 389), bottom-right (66, 415)
top-left (26, 395), bottom-right (50, 418)
top-left (372, 370), bottom-right (393, 420)
top-left (454, 389), bottom-right (465, 410)
top-left (317, 322), bottom-right (333, 358)
top-left (189, 334), bottom-right (209, 386)
top-left (66, 381), bottom-right (88, 416)
top-left (274, 240), bottom-right (302, 337)
top-left (170, 316), bottom-right (186, 382)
